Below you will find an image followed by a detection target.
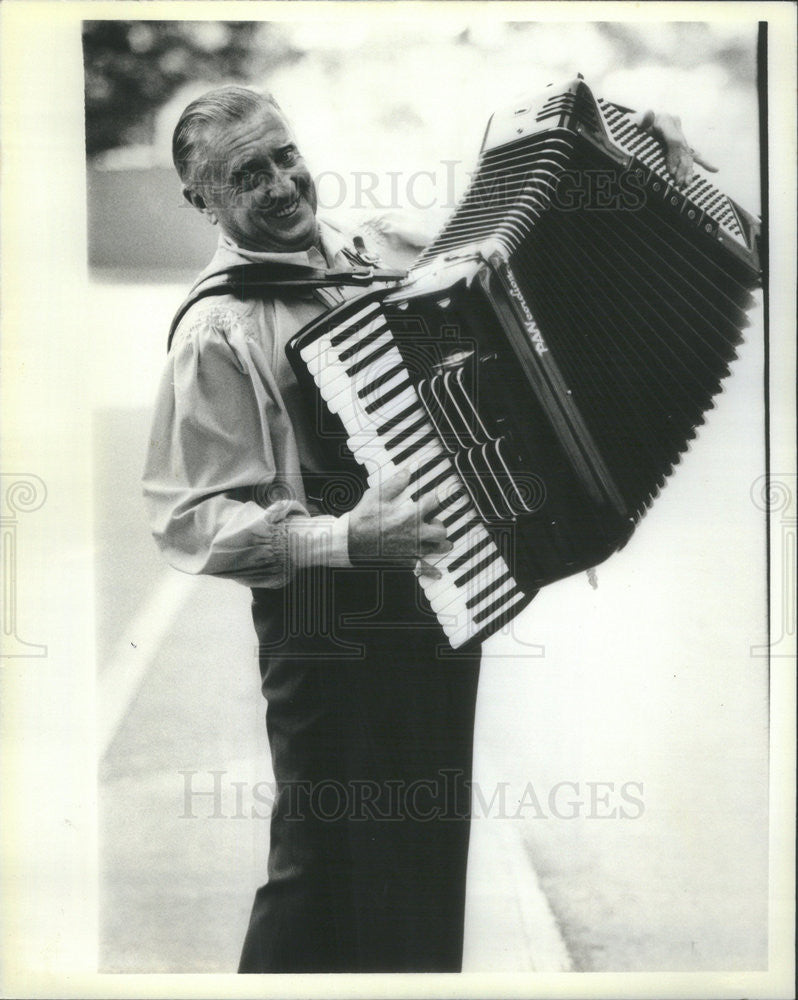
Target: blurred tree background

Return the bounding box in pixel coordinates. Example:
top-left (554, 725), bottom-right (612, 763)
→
top-left (83, 17), bottom-right (761, 272)
top-left (83, 21), bottom-right (300, 155)
top-left (83, 18), bottom-right (758, 160)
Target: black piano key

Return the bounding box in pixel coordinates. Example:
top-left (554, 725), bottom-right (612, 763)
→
top-left (329, 323), bottom-right (360, 348)
top-left (448, 533), bottom-right (493, 573)
top-left (410, 468), bottom-right (452, 503)
top-left (345, 338), bottom-right (395, 377)
top-left (384, 415), bottom-right (431, 453)
top-left (442, 503), bottom-right (472, 529)
top-left (337, 322), bottom-right (386, 362)
top-left (448, 517), bottom-right (482, 544)
top-left (359, 368), bottom-right (407, 403)
top-left (465, 570), bottom-right (512, 609)
top-left (474, 593), bottom-right (536, 645)
top-left (473, 586), bottom-right (523, 625)
top-left (407, 452), bottom-right (446, 486)
top-left (394, 430), bottom-right (438, 467)
top-left (374, 401), bottom-right (421, 437)
top-left (454, 549), bottom-right (502, 588)
top-left (364, 378), bottom-right (413, 415)
top-left (438, 490), bottom-right (467, 515)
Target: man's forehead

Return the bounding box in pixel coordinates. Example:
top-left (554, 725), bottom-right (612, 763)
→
top-left (206, 104), bottom-right (294, 158)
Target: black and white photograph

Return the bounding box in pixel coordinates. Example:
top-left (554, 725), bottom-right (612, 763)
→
top-left (1, 2), bottom-right (795, 997)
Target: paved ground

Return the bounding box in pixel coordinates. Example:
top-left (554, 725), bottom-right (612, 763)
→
top-left (98, 569), bottom-right (570, 973)
top-left (95, 280), bottom-right (769, 973)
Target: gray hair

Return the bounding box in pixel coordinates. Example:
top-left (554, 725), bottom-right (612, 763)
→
top-left (172, 85), bottom-right (282, 190)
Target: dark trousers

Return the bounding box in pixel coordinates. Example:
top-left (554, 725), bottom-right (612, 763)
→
top-left (238, 566), bottom-right (481, 973)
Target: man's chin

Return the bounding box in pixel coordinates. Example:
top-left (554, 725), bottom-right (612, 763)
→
top-left (262, 216), bottom-right (318, 253)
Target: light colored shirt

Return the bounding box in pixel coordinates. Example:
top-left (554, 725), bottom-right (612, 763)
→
top-left (143, 219), bottom-right (369, 589)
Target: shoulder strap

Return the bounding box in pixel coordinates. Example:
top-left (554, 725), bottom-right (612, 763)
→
top-left (167, 261), bottom-right (405, 351)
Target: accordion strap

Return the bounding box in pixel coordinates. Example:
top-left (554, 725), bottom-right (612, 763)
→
top-left (167, 261), bottom-right (405, 351)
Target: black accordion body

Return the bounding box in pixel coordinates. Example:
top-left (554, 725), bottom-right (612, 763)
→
top-left (287, 77), bottom-right (762, 649)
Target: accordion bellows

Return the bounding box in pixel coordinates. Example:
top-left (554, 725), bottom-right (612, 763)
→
top-left (288, 76), bottom-right (762, 648)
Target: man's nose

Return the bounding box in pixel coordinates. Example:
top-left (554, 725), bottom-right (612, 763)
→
top-left (265, 166), bottom-right (294, 201)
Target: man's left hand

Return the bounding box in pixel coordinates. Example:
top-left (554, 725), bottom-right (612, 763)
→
top-left (631, 109), bottom-right (718, 188)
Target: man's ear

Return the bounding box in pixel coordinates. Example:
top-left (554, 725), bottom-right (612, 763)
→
top-left (183, 187), bottom-right (206, 212)
top-left (183, 186), bottom-right (219, 226)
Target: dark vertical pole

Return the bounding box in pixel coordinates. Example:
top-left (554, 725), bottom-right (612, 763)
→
top-left (756, 21), bottom-right (770, 702)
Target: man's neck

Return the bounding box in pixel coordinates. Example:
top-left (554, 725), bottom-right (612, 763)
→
top-left (223, 220), bottom-right (323, 259)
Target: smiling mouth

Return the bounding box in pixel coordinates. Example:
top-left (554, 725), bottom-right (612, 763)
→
top-left (272, 197), bottom-right (301, 219)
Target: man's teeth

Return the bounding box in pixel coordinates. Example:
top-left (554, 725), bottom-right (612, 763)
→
top-left (273, 199), bottom-right (299, 218)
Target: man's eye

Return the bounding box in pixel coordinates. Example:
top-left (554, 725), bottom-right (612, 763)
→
top-left (235, 170), bottom-right (267, 191)
top-left (280, 148), bottom-right (298, 165)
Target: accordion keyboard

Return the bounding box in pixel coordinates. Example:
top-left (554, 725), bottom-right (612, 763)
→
top-left (298, 298), bottom-right (529, 648)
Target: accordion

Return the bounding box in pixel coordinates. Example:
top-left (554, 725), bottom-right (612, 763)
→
top-left (287, 76), bottom-right (762, 649)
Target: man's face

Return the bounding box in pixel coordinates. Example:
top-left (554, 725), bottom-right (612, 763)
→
top-left (195, 104), bottom-right (318, 253)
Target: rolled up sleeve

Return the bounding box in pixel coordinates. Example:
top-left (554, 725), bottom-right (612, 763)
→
top-left (142, 306), bottom-right (350, 588)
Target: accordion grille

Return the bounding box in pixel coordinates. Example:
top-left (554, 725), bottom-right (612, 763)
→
top-left (413, 109), bottom-right (758, 520)
top-left (418, 133), bottom-right (575, 262)
top-left (511, 205), bottom-right (752, 519)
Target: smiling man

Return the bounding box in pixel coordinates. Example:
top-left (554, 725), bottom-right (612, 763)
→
top-left (180, 92), bottom-right (319, 253)
top-left (143, 84), bottom-right (707, 974)
top-left (144, 86), bottom-right (472, 974)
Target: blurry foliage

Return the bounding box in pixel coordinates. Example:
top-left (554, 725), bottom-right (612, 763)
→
top-left (594, 22), bottom-right (756, 79)
top-left (82, 21), bottom-right (301, 155)
top-left (83, 19), bottom-right (757, 160)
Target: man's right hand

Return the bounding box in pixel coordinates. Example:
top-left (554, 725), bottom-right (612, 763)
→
top-left (347, 469), bottom-right (452, 579)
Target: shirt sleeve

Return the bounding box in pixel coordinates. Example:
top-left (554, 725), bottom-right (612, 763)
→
top-left (142, 303), bottom-right (351, 588)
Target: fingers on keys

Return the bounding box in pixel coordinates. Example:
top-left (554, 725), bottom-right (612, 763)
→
top-left (414, 557), bottom-right (442, 581)
top-left (692, 149), bottom-right (719, 173)
top-left (378, 469), bottom-right (451, 562)
top-left (419, 518), bottom-right (451, 556)
top-left (381, 467), bottom-right (411, 499)
top-left (644, 111), bottom-right (717, 188)
top-left (630, 108), bottom-right (656, 131)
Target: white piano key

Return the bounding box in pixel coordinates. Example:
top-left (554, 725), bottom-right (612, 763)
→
top-left (347, 345), bottom-right (405, 384)
top-left (357, 368), bottom-right (408, 404)
top-left (365, 386), bottom-right (422, 425)
top-left (427, 521), bottom-right (488, 571)
top-left (334, 313), bottom-right (387, 353)
top-left (468, 575), bottom-right (516, 618)
top-left (305, 302), bottom-right (381, 354)
top-left (379, 411), bottom-right (433, 449)
top-left (429, 476), bottom-right (469, 514)
top-left (450, 588), bottom-right (528, 647)
top-left (459, 556), bottom-right (511, 605)
top-left (421, 579), bottom-right (471, 621)
top-left (340, 329), bottom-right (394, 370)
top-left (437, 540), bottom-right (498, 597)
top-left (399, 443), bottom-right (449, 480)
top-left (421, 534), bottom-right (492, 603)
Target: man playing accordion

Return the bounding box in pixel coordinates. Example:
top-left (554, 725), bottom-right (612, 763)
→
top-left (143, 85), bottom-right (710, 972)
